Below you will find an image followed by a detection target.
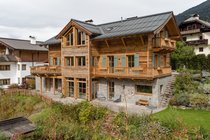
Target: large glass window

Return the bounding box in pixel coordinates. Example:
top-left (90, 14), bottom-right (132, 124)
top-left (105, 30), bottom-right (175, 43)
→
top-left (78, 79), bottom-right (86, 99)
top-left (77, 29), bottom-right (86, 45)
top-left (108, 81), bottom-right (114, 99)
top-left (128, 55), bottom-right (134, 68)
top-left (77, 56), bottom-right (86, 66)
top-left (66, 32), bottom-right (73, 46)
top-left (65, 57), bottom-right (74, 66)
top-left (135, 85), bottom-right (152, 94)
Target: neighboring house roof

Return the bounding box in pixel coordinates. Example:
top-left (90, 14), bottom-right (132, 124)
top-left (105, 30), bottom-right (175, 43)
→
top-left (181, 16), bottom-right (210, 28)
top-left (56, 11), bottom-right (178, 40)
top-left (42, 36), bottom-right (61, 45)
top-left (0, 55), bottom-right (18, 62)
top-left (0, 37), bottom-right (48, 51)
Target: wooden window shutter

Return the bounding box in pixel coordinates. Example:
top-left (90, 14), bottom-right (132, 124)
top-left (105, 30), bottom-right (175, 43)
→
top-left (114, 56), bottom-right (118, 67)
top-left (57, 57), bottom-right (60, 66)
top-left (134, 54), bottom-right (139, 67)
top-left (121, 55), bottom-right (126, 67)
top-left (102, 55), bottom-right (107, 68)
top-left (50, 57), bottom-right (53, 65)
top-left (158, 53), bottom-right (161, 66)
top-left (152, 53), bottom-right (155, 67)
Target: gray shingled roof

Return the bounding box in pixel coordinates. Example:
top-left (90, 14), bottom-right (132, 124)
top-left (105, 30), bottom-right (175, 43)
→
top-left (72, 19), bottom-right (102, 35)
top-left (42, 36), bottom-right (61, 45)
top-left (72, 11), bottom-right (173, 40)
top-left (0, 37), bottom-right (48, 51)
top-left (0, 55), bottom-right (18, 62)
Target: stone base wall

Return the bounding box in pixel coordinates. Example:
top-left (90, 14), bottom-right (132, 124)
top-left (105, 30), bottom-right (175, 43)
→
top-left (97, 76), bottom-right (171, 107)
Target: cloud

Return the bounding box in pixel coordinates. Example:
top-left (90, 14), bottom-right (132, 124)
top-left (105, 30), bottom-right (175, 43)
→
top-left (0, 0), bottom-right (206, 40)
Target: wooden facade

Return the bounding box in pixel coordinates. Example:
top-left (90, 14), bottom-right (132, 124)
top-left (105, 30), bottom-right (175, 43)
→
top-left (31, 12), bottom-right (180, 102)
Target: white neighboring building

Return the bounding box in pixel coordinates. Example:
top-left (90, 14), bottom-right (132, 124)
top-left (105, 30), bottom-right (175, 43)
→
top-left (0, 37), bottom-right (48, 88)
top-left (179, 14), bottom-right (210, 56)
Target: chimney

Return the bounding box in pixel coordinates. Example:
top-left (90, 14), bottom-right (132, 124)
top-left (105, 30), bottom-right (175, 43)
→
top-left (85, 19), bottom-right (93, 23)
top-left (29, 36), bottom-right (36, 44)
top-left (192, 14), bottom-right (199, 20)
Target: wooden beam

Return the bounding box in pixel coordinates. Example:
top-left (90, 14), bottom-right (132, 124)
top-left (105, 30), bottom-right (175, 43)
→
top-left (140, 36), bottom-right (145, 46)
top-left (121, 38), bottom-right (126, 47)
top-left (105, 40), bottom-right (109, 48)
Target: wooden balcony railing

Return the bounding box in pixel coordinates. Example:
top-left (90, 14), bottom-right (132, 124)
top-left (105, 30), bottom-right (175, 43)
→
top-left (180, 29), bottom-right (200, 35)
top-left (31, 66), bottom-right (61, 76)
top-left (153, 37), bottom-right (176, 50)
top-left (91, 66), bottom-right (172, 79)
top-left (186, 39), bottom-right (208, 46)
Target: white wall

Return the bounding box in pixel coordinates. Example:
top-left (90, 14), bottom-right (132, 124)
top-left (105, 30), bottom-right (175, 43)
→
top-left (0, 61), bottom-right (46, 88)
top-left (185, 32), bottom-right (210, 56)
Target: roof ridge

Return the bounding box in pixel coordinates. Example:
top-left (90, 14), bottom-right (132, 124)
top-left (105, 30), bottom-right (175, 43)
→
top-left (0, 37), bottom-right (43, 43)
top-left (97, 11), bottom-right (173, 26)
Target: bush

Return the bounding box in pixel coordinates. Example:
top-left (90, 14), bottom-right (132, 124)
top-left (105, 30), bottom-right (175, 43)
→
top-left (8, 84), bottom-right (19, 89)
top-left (190, 93), bottom-right (209, 108)
top-left (170, 93), bottom-right (190, 106)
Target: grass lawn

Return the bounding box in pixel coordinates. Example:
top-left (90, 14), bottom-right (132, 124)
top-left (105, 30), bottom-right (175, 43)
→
top-left (154, 107), bottom-right (210, 132)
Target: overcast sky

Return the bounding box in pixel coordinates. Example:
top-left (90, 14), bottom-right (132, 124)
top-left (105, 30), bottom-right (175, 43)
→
top-left (0, 0), bottom-right (206, 41)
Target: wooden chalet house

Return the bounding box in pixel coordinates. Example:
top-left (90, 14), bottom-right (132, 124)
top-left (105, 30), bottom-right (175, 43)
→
top-left (31, 11), bottom-right (180, 107)
top-left (179, 14), bottom-right (210, 56)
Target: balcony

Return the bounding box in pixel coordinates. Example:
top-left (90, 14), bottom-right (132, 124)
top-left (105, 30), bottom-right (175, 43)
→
top-left (91, 66), bottom-right (171, 80)
top-left (180, 29), bottom-right (200, 35)
top-left (186, 39), bottom-right (208, 46)
top-left (31, 66), bottom-right (61, 76)
top-left (153, 37), bottom-right (176, 52)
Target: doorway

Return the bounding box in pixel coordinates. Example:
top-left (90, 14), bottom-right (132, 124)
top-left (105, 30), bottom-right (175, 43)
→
top-left (108, 56), bottom-right (114, 73)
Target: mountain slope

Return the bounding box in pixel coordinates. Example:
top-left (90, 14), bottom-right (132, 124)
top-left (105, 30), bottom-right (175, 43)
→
top-left (176, 0), bottom-right (210, 25)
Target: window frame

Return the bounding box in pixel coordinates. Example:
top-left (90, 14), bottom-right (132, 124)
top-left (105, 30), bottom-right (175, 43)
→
top-left (22, 64), bottom-right (26, 71)
top-left (65, 57), bottom-right (74, 67)
top-left (77, 56), bottom-right (86, 67)
top-left (0, 65), bottom-right (10, 71)
top-left (127, 55), bottom-right (135, 68)
top-left (135, 85), bottom-right (152, 95)
top-left (78, 78), bottom-right (86, 99)
top-left (0, 79), bottom-right (10, 86)
top-left (199, 47), bottom-right (204, 52)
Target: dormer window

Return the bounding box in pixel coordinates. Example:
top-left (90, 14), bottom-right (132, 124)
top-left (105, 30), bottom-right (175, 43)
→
top-left (77, 29), bottom-right (86, 45)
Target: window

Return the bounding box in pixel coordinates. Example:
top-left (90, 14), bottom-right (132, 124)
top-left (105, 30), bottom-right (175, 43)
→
top-left (77, 29), bottom-right (86, 45)
top-left (136, 85), bottom-right (152, 94)
top-left (78, 78), bottom-right (86, 99)
top-left (65, 57), bottom-right (74, 66)
top-left (92, 56), bottom-right (99, 66)
top-left (67, 78), bottom-right (74, 97)
top-left (187, 25), bottom-right (192, 30)
top-left (128, 55), bottom-right (134, 68)
top-left (22, 64), bottom-right (26, 70)
top-left (200, 36), bottom-right (203, 40)
top-left (0, 79), bottom-right (10, 86)
top-left (183, 37), bottom-right (187, 41)
top-left (18, 78), bottom-right (20, 84)
top-left (199, 47), bottom-right (203, 52)
top-left (108, 81), bottom-right (115, 99)
top-left (0, 65), bottom-right (10, 71)
top-left (66, 32), bottom-right (73, 46)
top-left (192, 24), bottom-right (196, 29)
top-left (77, 56), bottom-right (86, 66)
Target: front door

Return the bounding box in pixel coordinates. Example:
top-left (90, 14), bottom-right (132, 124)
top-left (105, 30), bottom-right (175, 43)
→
top-left (91, 80), bottom-right (98, 100)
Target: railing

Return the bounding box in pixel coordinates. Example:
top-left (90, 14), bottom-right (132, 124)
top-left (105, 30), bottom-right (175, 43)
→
top-left (91, 66), bottom-right (172, 79)
top-left (180, 29), bottom-right (200, 35)
top-left (153, 37), bottom-right (176, 49)
top-left (31, 65), bottom-right (61, 75)
top-left (186, 39), bottom-right (208, 46)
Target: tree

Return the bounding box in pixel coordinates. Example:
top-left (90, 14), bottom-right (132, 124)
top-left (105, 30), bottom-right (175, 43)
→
top-left (171, 41), bottom-right (195, 70)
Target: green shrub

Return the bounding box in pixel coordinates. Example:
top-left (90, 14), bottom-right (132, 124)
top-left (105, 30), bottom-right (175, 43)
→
top-left (190, 93), bottom-right (209, 108)
top-left (170, 93), bottom-right (190, 106)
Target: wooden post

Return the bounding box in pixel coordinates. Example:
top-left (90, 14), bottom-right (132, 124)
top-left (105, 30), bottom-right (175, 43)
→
top-left (53, 78), bottom-right (55, 95)
top-left (40, 77), bottom-right (43, 95)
